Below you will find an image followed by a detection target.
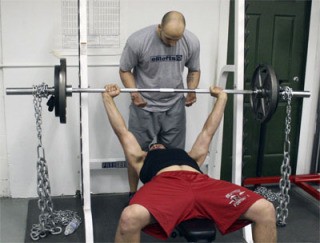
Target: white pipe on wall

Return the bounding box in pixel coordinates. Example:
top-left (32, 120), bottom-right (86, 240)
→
top-left (234, 0), bottom-right (253, 242)
top-left (0, 0), bottom-right (10, 197)
top-left (233, 0), bottom-right (245, 187)
top-left (79, 0), bottom-right (94, 242)
top-left (297, 0), bottom-right (320, 174)
top-left (209, 0), bottom-right (231, 180)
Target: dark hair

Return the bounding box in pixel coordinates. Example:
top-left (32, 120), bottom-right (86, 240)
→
top-left (148, 143), bottom-right (167, 150)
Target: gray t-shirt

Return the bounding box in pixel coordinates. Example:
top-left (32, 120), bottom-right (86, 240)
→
top-left (120, 25), bottom-right (200, 112)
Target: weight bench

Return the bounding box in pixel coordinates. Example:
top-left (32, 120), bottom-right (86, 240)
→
top-left (174, 218), bottom-right (216, 242)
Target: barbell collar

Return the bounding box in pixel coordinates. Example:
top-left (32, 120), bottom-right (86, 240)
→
top-left (6, 87), bottom-right (55, 95)
top-left (280, 90), bottom-right (310, 98)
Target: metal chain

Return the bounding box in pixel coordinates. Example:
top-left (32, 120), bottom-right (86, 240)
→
top-left (276, 86), bottom-right (293, 227)
top-left (30, 84), bottom-right (80, 240)
top-left (254, 186), bottom-right (281, 202)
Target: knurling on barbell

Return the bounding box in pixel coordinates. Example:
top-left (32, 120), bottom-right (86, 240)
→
top-left (6, 58), bottom-right (311, 124)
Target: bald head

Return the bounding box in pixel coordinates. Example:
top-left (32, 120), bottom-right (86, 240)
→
top-left (162, 11), bottom-right (186, 29)
top-left (157, 11), bottom-right (186, 46)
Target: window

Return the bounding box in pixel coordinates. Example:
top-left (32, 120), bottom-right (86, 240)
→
top-left (61, 0), bottom-right (123, 55)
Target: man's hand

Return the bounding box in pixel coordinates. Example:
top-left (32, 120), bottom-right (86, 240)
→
top-left (102, 84), bottom-right (121, 100)
top-left (131, 92), bottom-right (147, 107)
top-left (185, 93), bottom-right (197, 107)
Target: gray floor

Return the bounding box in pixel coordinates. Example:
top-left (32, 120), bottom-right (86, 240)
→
top-left (1, 197), bottom-right (29, 243)
top-left (1, 186), bottom-right (319, 243)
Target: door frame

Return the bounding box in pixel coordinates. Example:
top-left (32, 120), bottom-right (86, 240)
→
top-left (297, 0), bottom-right (320, 174)
top-left (215, 0), bottom-right (319, 179)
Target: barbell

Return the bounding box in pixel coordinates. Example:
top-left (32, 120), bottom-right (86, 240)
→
top-left (6, 58), bottom-right (310, 124)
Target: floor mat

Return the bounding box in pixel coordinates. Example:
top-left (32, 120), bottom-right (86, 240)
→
top-left (25, 187), bottom-right (320, 242)
top-left (25, 196), bottom-right (85, 242)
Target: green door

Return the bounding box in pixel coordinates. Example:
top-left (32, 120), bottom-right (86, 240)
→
top-left (221, 0), bottom-right (311, 181)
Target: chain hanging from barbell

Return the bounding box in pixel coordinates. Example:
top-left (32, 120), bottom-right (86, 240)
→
top-left (276, 86), bottom-right (293, 227)
top-left (30, 84), bottom-right (80, 240)
top-left (31, 83), bottom-right (61, 240)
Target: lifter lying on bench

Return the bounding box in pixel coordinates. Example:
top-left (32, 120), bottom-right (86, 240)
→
top-left (102, 84), bottom-right (277, 243)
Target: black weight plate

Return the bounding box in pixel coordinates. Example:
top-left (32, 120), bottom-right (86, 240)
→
top-left (54, 65), bottom-right (60, 117)
top-left (250, 65), bottom-right (279, 123)
top-left (59, 58), bottom-right (67, 123)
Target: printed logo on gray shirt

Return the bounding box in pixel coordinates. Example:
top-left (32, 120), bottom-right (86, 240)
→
top-left (150, 55), bottom-right (183, 62)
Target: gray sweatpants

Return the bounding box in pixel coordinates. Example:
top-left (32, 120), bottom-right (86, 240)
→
top-left (128, 97), bottom-right (186, 151)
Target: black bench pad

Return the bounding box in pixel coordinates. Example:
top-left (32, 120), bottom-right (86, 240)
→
top-left (176, 218), bottom-right (216, 242)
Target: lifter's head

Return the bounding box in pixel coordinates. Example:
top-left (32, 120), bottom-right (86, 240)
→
top-left (157, 11), bottom-right (186, 47)
top-left (148, 143), bottom-right (167, 151)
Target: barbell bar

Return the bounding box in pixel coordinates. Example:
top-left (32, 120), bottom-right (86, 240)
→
top-left (6, 87), bottom-right (310, 97)
top-left (5, 87), bottom-right (254, 95)
top-left (6, 58), bottom-right (311, 124)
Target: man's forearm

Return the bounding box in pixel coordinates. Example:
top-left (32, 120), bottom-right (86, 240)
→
top-left (119, 70), bottom-right (136, 88)
top-left (119, 70), bottom-right (142, 101)
top-left (186, 70), bottom-right (201, 89)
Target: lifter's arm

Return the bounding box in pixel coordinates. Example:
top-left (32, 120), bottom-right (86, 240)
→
top-left (102, 84), bottom-right (145, 172)
top-left (188, 86), bottom-right (227, 166)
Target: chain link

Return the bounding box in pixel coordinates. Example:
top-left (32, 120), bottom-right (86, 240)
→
top-left (276, 86), bottom-right (293, 227)
top-left (254, 186), bottom-right (282, 202)
top-left (254, 87), bottom-right (293, 227)
top-left (30, 84), bottom-right (80, 240)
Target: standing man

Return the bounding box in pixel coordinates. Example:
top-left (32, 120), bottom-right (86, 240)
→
top-left (119, 11), bottom-right (201, 196)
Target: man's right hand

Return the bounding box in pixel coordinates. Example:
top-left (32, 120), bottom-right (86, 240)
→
top-left (131, 92), bottom-right (147, 107)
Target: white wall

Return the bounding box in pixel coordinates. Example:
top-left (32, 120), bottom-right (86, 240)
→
top-left (1, 0), bottom-right (81, 198)
top-left (1, 0), bottom-right (227, 197)
top-left (89, 0), bottom-right (224, 194)
top-left (0, 1), bottom-right (11, 197)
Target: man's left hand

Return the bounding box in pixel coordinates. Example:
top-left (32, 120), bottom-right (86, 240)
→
top-left (185, 93), bottom-right (197, 107)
